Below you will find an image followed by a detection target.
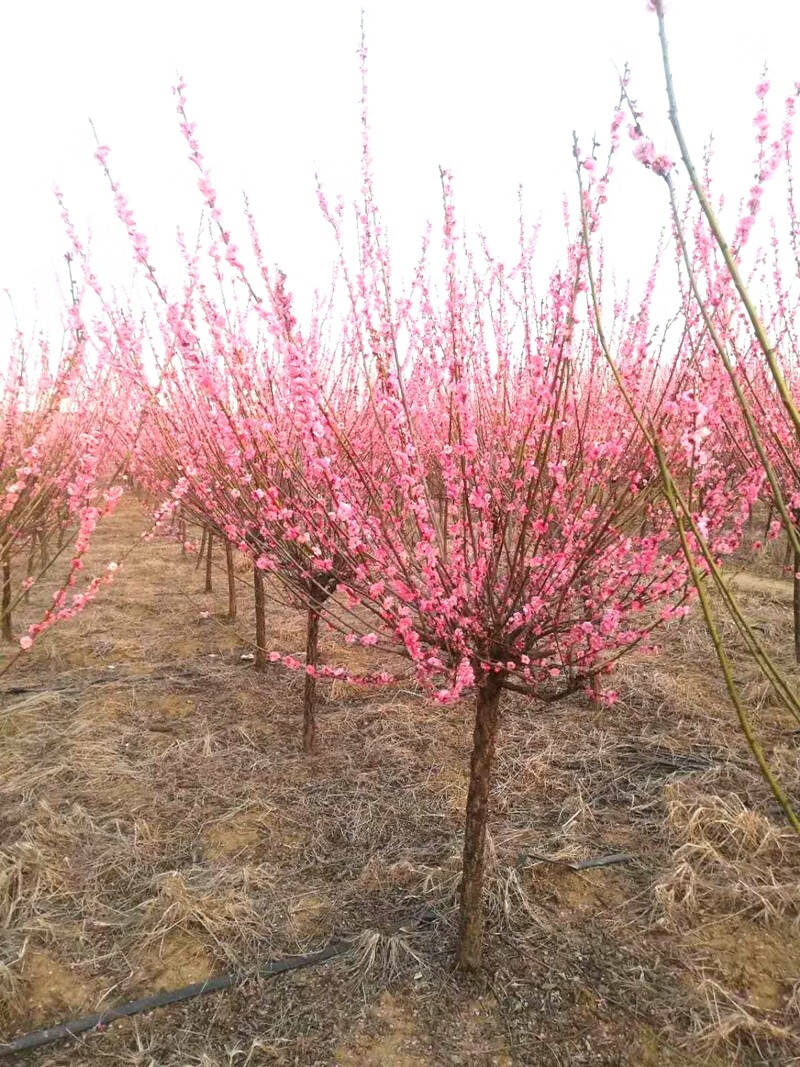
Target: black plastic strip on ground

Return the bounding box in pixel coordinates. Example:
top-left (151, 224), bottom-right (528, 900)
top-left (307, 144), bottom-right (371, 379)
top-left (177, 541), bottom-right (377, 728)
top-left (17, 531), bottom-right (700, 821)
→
top-left (0, 939), bottom-right (349, 1058)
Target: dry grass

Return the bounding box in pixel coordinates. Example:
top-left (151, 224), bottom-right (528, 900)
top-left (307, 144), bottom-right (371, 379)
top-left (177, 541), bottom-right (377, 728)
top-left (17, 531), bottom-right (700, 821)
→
top-left (0, 497), bottom-right (799, 1064)
top-left (652, 782), bottom-right (800, 926)
top-left (692, 976), bottom-right (796, 1055)
top-left (346, 926), bottom-right (427, 985)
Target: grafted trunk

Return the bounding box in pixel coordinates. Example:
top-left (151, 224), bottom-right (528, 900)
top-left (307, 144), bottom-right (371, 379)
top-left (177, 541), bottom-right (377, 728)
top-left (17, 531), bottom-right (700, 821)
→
top-left (253, 565), bottom-right (267, 672)
top-left (458, 672), bottom-right (503, 972)
top-left (2, 554), bottom-right (12, 642)
top-left (204, 531), bottom-right (214, 593)
top-left (303, 606), bottom-right (320, 754)
top-left (225, 541), bottom-right (237, 621)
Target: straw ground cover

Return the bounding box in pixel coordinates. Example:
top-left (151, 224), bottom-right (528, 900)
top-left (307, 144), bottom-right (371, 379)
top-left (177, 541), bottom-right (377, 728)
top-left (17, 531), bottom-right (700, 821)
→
top-left (1, 497), bottom-right (799, 1065)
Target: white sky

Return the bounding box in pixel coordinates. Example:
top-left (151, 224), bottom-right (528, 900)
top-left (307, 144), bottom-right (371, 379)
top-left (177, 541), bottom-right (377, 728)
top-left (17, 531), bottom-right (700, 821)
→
top-left (1, 0), bottom-right (799, 344)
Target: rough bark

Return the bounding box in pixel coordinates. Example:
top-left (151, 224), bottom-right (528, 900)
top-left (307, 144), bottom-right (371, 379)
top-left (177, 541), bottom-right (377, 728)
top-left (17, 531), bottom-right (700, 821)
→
top-left (1, 554), bottom-right (12, 643)
top-left (457, 672), bottom-right (503, 972)
top-left (253, 565), bottom-right (267, 672)
top-left (225, 541), bottom-right (237, 621)
top-left (762, 504), bottom-right (774, 543)
top-left (204, 532), bottom-right (214, 593)
top-left (25, 539), bottom-right (34, 604)
top-left (303, 606), bottom-right (320, 754)
top-left (196, 527), bottom-right (207, 571)
top-left (794, 543), bottom-right (800, 665)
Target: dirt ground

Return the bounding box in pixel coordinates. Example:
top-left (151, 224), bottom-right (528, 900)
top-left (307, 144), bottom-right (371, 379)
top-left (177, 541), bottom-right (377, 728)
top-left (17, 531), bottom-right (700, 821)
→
top-left (1, 498), bottom-right (799, 1065)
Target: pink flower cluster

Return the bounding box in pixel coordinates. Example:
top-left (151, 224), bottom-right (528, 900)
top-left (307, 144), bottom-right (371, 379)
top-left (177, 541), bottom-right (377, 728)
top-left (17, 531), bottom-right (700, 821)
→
top-left (100, 85), bottom-right (769, 709)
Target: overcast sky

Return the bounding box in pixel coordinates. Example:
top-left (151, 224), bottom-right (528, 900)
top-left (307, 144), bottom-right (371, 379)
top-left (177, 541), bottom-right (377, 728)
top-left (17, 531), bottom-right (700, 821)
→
top-left (1, 0), bottom-right (798, 343)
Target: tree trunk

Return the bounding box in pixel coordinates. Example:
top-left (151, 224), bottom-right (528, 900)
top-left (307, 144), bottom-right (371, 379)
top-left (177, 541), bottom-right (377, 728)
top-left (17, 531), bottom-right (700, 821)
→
top-left (763, 504), bottom-right (774, 543)
top-left (303, 606), bottom-right (320, 754)
top-left (25, 538), bottom-right (34, 604)
top-left (180, 512), bottom-right (187, 556)
top-left (225, 541), bottom-right (237, 621)
top-left (458, 672), bottom-right (503, 972)
top-left (196, 527), bottom-right (207, 571)
top-left (794, 542), bottom-right (800, 665)
top-left (2, 555), bottom-right (12, 642)
top-left (253, 565), bottom-right (267, 672)
top-left (204, 531), bottom-right (213, 593)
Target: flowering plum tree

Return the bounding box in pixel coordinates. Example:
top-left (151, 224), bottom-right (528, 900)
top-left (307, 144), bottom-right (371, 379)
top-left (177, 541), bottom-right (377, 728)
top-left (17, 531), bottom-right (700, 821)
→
top-left (0, 319), bottom-right (126, 667)
top-left (89, 56), bottom-right (772, 966)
